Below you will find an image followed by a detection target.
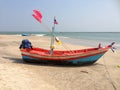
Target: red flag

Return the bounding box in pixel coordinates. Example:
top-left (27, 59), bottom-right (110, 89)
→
top-left (32, 10), bottom-right (42, 23)
top-left (32, 14), bottom-right (42, 23)
top-left (33, 10), bottom-right (42, 19)
top-left (54, 17), bottom-right (58, 24)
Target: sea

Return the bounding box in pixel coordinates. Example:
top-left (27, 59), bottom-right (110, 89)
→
top-left (0, 32), bottom-right (120, 49)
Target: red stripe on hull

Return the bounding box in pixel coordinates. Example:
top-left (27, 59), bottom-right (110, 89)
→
top-left (21, 49), bottom-right (108, 61)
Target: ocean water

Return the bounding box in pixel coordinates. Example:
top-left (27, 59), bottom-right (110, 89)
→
top-left (51, 32), bottom-right (119, 48)
top-left (0, 32), bottom-right (120, 48)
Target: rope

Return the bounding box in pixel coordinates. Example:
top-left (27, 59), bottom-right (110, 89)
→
top-left (102, 55), bottom-right (117, 90)
top-left (42, 22), bottom-right (52, 32)
top-left (41, 22), bottom-right (74, 53)
top-left (54, 32), bottom-right (75, 53)
top-left (61, 42), bottom-right (75, 53)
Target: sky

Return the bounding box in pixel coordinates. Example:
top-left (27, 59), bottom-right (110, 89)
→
top-left (0, 0), bottom-right (120, 32)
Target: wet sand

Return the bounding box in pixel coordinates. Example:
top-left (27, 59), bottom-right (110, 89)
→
top-left (0, 35), bottom-right (120, 90)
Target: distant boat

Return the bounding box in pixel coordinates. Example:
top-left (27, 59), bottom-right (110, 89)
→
top-left (19, 10), bottom-right (115, 65)
top-left (21, 34), bottom-right (30, 36)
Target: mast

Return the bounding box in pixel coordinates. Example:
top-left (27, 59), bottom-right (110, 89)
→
top-left (50, 18), bottom-right (56, 55)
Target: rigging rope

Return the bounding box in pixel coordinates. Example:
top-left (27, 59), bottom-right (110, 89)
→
top-left (102, 55), bottom-right (117, 90)
top-left (61, 42), bottom-right (75, 53)
top-left (41, 23), bottom-right (74, 52)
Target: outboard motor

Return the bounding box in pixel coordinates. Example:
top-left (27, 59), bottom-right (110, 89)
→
top-left (19, 39), bottom-right (32, 49)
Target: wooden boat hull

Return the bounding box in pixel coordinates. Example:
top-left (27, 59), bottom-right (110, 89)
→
top-left (20, 45), bottom-right (111, 65)
top-left (22, 53), bottom-right (105, 65)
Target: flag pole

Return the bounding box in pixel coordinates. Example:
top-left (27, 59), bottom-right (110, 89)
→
top-left (50, 17), bottom-right (56, 55)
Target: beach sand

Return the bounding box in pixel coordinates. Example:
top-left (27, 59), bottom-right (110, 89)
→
top-left (0, 35), bottom-right (120, 90)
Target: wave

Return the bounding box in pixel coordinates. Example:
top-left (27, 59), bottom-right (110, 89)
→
top-left (114, 44), bottom-right (120, 48)
top-left (33, 34), bottom-right (46, 36)
top-left (59, 36), bottom-right (70, 38)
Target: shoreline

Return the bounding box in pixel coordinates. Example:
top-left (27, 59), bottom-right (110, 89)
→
top-left (0, 33), bottom-right (120, 49)
top-left (0, 35), bottom-right (120, 90)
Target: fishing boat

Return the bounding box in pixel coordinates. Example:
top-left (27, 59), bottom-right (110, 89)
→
top-left (19, 10), bottom-right (115, 65)
top-left (21, 34), bottom-right (31, 36)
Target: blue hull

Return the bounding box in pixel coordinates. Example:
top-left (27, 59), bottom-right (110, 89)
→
top-left (67, 53), bottom-right (105, 65)
top-left (22, 53), bottom-right (105, 65)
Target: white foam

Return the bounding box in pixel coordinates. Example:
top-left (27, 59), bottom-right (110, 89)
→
top-left (32, 34), bottom-right (46, 36)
